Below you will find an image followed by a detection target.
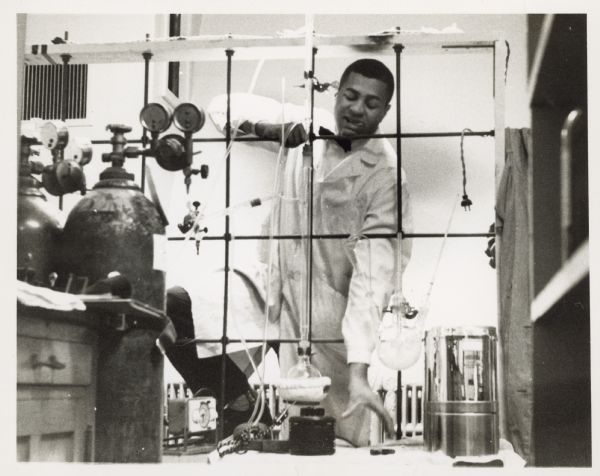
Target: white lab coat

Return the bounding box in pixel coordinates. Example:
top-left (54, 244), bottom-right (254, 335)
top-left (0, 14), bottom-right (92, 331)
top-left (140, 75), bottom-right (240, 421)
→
top-left (208, 93), bottom-right (412, 445)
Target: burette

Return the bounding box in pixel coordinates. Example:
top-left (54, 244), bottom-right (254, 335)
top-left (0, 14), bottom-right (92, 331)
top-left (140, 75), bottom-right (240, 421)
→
top-left (299, 13), bottom-right (315, 357)
top-left (277, 14), bottom-right (331, 406)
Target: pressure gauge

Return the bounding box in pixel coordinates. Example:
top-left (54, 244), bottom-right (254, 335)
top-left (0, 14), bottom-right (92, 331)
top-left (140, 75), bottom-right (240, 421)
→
top-left (173, 103), bottom-right (205, 133)
top-left (65, 137), bottom-right (93, 165)
top-left (40, 121), bottom-right (69, 150)
top-left (140, 103), bottom-right (172, 133)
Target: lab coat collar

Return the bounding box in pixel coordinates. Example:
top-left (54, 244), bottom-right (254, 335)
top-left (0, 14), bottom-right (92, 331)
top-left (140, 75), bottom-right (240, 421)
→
top-left (321, 132), bottom-right (385, 182)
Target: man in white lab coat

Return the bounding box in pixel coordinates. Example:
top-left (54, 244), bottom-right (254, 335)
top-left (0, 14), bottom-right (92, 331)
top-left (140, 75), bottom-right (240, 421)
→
top-left (208, 59), bottom-right (412, 446)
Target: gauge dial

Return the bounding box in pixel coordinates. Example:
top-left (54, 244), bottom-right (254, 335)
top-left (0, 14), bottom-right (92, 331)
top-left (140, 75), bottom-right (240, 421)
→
top-left (40, 121), bottom-right (69, 150)
top-left (173, 103), bottom-right (205, 133)
top-left (140, 103), bottom-right (172, 133)
top-left (65, 137), bottom-right (93, 165)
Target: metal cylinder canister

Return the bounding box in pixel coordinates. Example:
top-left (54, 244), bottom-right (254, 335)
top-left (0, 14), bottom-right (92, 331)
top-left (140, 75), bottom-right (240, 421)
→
top-left (60, 161), bottom-right (166, 462)
top-left (423, 326), bottom-right (499, 457)
top-left (17, 176), bottom-right (62, 286)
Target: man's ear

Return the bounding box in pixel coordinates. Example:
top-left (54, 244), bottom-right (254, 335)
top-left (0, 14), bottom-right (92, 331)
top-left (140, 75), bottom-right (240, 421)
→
top-left (384, 103), bottom-right (391, 116)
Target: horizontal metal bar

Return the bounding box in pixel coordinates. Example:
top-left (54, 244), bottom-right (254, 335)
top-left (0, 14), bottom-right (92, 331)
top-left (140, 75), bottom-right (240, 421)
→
top-left (84, 129), bottom-right (494, 146)
top-left (312, 130), bottom-right (495, 141)
top-left (27, 129), bottom-right (493, 148)
top-left (168, 232), bottom-right (493, 241)
top-left (24, 35), bottom-right (496, 66)
top-left (406, 232), bottom-right (493, 238)
top-left (181, 338), bottom-right (345, 345)
top-left (442, 44), bottom-right (495, 50)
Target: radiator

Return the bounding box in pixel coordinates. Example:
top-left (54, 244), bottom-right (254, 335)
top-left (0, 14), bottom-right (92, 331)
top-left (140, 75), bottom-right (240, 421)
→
top-left (371, 384), bottom-right (424, 444)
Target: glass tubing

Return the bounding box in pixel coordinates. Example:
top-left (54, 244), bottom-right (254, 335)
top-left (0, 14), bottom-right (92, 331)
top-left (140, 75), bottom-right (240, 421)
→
top-left (77, 44), bottom-right (496, 435)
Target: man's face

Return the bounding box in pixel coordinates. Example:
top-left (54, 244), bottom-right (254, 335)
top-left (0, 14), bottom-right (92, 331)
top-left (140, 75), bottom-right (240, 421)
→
top-left (334, 72), bottom-right (391, 137)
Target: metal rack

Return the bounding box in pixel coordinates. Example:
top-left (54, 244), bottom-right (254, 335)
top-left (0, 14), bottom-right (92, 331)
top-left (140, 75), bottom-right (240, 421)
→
top-left (25, 31), bottom-right (507, 441)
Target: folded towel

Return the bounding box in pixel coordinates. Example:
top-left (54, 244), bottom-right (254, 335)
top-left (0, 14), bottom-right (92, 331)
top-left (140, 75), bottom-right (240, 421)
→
top-left (17, 280), bottom-right (86, 311)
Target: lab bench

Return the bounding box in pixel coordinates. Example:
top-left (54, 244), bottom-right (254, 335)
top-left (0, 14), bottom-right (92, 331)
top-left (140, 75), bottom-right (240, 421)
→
top-left (16, 298), bottom-right (167, 462)
top-left (17, 303), bottom-right (98, 462)
top-left (163, 437), bottom-right (525, 468)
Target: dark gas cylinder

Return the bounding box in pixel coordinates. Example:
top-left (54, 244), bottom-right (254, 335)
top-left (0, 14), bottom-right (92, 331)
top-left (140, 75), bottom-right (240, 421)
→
top-left (60, 173), bottom-right (165, 308)
top-left (60, 124), bottom-right (166, 462)
top-left (17, 137), bottom-right (61, 286)
top-left (17, 177), bottom-right (61, 286)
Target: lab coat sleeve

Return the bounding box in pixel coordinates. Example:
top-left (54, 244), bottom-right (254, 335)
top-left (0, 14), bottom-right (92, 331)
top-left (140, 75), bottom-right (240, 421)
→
top-left (342, 169), bottom-right (413, 364)
top-left (207, 93), bottom-right (312, 154)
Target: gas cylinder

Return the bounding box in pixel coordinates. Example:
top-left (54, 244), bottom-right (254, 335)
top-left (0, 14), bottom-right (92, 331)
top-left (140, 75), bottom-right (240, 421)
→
top-left (60, 124), bottom-right (166, 463)
top-left (60, 124), bottom-right (165, 307)
top-left (17, 136), bottom-right (62, 287)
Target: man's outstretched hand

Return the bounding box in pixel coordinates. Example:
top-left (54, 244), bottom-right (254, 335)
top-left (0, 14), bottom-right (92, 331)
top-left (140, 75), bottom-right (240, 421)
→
top-left (341, 362), bottom-right (395, 438)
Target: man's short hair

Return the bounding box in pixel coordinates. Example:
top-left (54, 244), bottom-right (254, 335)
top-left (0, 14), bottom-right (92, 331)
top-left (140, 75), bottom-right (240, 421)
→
top-left (339, 59), bottom-right (395, 103)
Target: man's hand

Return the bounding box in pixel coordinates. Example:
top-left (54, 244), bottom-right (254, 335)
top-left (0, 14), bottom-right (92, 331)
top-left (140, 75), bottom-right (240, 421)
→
top-left (341, 362), bottom-right (395, 438)
top-left (254, 121), bottom-right (307, 148)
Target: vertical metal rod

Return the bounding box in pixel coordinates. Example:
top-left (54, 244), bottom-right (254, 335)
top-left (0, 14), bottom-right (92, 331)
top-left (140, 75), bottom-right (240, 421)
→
top-left (218, 48), bottom-right (235, 439)
top-left (397, 371), bottom-right (403, 440)
top-left (22, 65), bottom-right (27, 119)
top-left (307, 46), bottom-right (317, 346)
top-left (73, 66), bottom-right (77, 118)
top-left (393, 43), bottom-right (404, 440)
top-left (393, 44), bottom-right (404, 237)
top-left (43, 65), bottom-right (48, 119)
top-left (33, 66), bottom-right (39, 120)
top-left (69, 65), bottom-right (74, 119)
top-left (53, 65), bottom-right (58, 119)
top-left (309, 47), bottom-right (317, 138)
top-left (141, 52), bottom-right (153, 193)
top-left (167, 14), bottom-right (181, 96)
top-left (83, 65), bottom-right (88, 118)
top-left (78, 65), bottom-right (83, 118)
top-left (59, 54), bottom-right (71, 211)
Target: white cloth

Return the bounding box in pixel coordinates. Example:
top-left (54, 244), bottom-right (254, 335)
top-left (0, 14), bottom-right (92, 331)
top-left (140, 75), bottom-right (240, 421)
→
top-left (208, 93), bottom-right (413, 446)
top-left (17, 280), bottom-right (86, 311)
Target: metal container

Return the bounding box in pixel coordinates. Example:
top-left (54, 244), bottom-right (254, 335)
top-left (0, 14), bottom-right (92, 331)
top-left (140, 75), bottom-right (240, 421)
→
top-left (17, 176), bottom-right (61, 286)
top-left (60, 125), bottom-right (166, 462)
top-left (60, 173), bottom-right (166, 308)
top-left (423, 326), bottom-right (499, 457)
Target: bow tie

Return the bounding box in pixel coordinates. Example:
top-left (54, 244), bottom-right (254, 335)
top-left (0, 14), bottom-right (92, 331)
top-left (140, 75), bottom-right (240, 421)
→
top-left (318, 126), bottom-right (352, 152)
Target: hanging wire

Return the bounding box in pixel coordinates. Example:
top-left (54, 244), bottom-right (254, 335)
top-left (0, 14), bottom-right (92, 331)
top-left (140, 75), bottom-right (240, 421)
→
top-left (504, 40), bottom-right (511, 83)
top-left (460, 128), bottom-right (473, 211)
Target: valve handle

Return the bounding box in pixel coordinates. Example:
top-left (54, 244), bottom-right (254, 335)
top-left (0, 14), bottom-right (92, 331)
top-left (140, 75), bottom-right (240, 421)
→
top-left (106, 124), bottom-right (132, 134)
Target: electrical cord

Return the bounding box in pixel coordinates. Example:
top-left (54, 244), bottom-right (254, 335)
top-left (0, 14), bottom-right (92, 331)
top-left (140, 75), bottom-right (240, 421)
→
top-left (460, 128), bottom-right (473, 211)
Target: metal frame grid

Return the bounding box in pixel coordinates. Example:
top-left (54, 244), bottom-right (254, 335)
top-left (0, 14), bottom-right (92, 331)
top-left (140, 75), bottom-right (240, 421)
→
top-left (36, 33), bottom-right (505, 440)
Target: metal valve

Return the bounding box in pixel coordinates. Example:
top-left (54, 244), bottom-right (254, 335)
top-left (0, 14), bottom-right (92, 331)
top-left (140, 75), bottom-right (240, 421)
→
top-left (154, 134), bottom-right (188, 171)
top-left (101, 124), bottom-right (136, 166)
top-left (137, 102), bottom-right (209, 193)
top-left (36, 121), bottom-right (89, 196)
top-left (178, 200), bottom-right (201, 234)
top-left (198, 164), bottom-right (209, 179)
